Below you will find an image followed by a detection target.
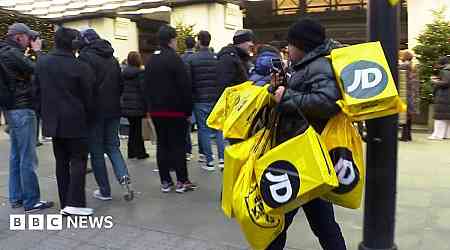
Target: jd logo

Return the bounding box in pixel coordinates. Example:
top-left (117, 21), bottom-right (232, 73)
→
top-left (260, 161), bottom-right (300, 208)
top-left (341, 60), bottom-right (388, 99)
top-left (329, 148), bottom-right (360, 194)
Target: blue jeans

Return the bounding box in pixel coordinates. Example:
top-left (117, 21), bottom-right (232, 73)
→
top-left (193, 103), bottom-right (225, 163)
top-left (89, 117), bottom-right (129, 197)
top-left (6, 109), bottom-right (40, 209)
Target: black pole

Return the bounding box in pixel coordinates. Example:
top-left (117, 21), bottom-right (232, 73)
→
top-left (359, 1), bottom-right (400, 250)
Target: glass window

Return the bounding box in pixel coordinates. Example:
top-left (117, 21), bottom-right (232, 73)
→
top-left (273, 0), bottom-right (299, 15)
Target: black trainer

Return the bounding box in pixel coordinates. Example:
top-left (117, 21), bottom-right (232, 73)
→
top-left (25, 201), bottom-right (54, 213)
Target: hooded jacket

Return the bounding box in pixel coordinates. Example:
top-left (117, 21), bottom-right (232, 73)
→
top-left (249, 51), bottom-right (281, 86)
top-left (0, 39), bottom-right (35, 110)
top-left (217, 44), bottom-right (251, 87)
top-left (278, 39), bottom-right (342, 134)
top-left (120, 66), bottom-right (146, 117)
top-left (78, 39), bottom-right (122, 118)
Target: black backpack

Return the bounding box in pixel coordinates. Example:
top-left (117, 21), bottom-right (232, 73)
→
top-left (0, 47), bottom-right (15, 109)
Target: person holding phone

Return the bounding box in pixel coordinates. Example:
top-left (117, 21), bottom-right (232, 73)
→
top-left (249, 45), bottom-right (283, 86)
top-left (268, 18), bottom-right (346, 250)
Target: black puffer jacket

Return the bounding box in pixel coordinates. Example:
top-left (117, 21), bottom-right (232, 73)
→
top-left (433, 64), bottom-right (450, 120)
top-left (278, 39), bottom-right (341, 133)
top-left (217, 44), bottom-right (251, 87)
top-left (121, 66), bottom-right (146, 117)
top-left (78, 39), bottom-right (122, 119)
top-left (186, 47), bottom-right (222, 103)
top-left (0, 39), bottom-right (35, 110)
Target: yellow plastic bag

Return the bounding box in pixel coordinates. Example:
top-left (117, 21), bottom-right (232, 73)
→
top-left (254, 126), bottom-right (339, 215)
top-left (232, 129), bottom-right (284, 250)
top-left (330, 42), bottom-right (406, 121)
top-left (321, 113), bottom-right (365, 209)
top-left (207, 81), bottom-right (254, 131)
top-left (222, 130), bottom-right (266, 219)
top-left (222, 85), bottom-right (273, 139)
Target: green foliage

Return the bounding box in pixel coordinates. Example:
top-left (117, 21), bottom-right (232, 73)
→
top-left (413, 8), bottom-right (450, 103)
top-left (175, 22), bottom-right (195, 54)
top-left (0, 8), bottom-right (54, 51)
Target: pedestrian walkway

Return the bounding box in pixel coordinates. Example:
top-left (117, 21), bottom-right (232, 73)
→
top-left (0, 130), bottom-right (449, 250)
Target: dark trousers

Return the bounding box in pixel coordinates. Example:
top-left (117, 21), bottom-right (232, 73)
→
top-left (400, 114), bottom-right (412, 141)
top-left (267, 199), bottom-right (346, 250)
top-left (126, 116), bottom-right (147, 157)
top-left (52, 138), bottom-right (88, 208)
top-left (152, 117), bottom-right (188, 184)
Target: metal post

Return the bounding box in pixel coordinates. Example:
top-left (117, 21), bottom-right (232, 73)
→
top-left (359, 1), bottom-right (400, 250)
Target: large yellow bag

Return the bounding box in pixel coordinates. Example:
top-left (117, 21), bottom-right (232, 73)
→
top-left (207, 81), bottom-right (254, 131)
top-left (330, 42), bottom-right (406, 121)
top-left (222, 130), bottom-right (266, 219)
top-left (232, 129), bottom-right (284, 250)
top-left (222, 85), bottom-right (273, 139)
top-left (321, 113), bottom-right (365, 209)
top-left (254, 126), bottom-right (339, 215)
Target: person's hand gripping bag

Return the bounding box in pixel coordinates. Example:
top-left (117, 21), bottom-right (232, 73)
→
top-left (321, 112), bottom-right (365, 209)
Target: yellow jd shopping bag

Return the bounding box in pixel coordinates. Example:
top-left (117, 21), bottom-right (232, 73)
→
top-left (222, 85), bottom-right (273, 139)
top-left (207, 81), bottom-right (254, 131)
top-left (330, 42), bottom-right (406, 121)
top-left (232, 129), bottom-right (284, 250)
top-left (321, 113), bottom-right (365, 209)
top-left (222, 130), bottom-right (266, 218)
top-left (254, 126), bottom-right (339, 215)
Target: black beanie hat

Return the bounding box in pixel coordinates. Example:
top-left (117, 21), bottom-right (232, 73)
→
top-left (158, 25), bottom-right (177, 47)
top-left (233, 29), bottom-right (255, 45)
top-left (287, 18), bottom-right (326, 53)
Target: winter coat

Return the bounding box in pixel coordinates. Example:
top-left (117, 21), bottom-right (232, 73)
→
top-left (143, 46), bottom-right (192, 115)
top-left (278, 39), bottom-right (341, 134)
top-left (78, 39), bottom-right (123, 119)
top-left (217, 44), bottom-right (251, 87)
top-left (249, 51), bottom-right (282, 86)
top-left (399, 61), bottom-right (420, 115)
top-left (34, 49), bottom-right (95, 138)
top-left (185, 47), bottom-right (222, 103)
top-left (433, 64), bottom-right (450, 120)
top-left (0, 39), bottom-right (36, 110)
top-left (120, 66), bottom-right (146, 117)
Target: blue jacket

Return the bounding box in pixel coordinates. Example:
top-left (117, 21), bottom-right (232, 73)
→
top-left (249, 51), bottom-right (281, 86)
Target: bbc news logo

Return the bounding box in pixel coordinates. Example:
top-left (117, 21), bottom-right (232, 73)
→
top-left (10, 214), bottom-right (114, 230)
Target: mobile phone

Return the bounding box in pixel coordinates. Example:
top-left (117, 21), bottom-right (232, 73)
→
top-left (270, 58), bottom-right (284, 74)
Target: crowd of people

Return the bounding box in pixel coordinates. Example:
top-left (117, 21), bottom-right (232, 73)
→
top-left (0, 16), bottom-right (448, 249)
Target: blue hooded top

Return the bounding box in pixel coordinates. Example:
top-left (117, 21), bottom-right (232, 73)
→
top-left (249, 51), bottom-right (282, 86)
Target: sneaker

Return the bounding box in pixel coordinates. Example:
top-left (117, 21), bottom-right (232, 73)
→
top-left (25, 201), bottom-right (54, 213)
top-left (175, 182), bottom-right (186, 193)
top-left (186, 153), bottom-right (192, 161)
top-left (62, 206), bottom-right (94, 216)
top-left (218, 159), bottom-right (225, 169)
top-left (198, 154), bottom-right (206, 163)
top-left (10, 201), bottom-right (23, 209)
top-left (137, 153), bottom-right (150, 160)
top-left (428, 136), bottom-right (444, 140)
top-left (93, 190), bottom-right (112, 201)
top-left (219, 158), bottom-right (224, 164)
top-left (183, 181), bottom-right (197, 191)
top-left (202, 162), bottom-right (216, 171)
top-left (161, 181), bottom-right (174, 193)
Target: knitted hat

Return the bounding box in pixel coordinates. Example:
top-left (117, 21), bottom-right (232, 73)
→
top-left (233, 29), bottom-right (255, 45)
top-left (287, 18), bottom-right (326, 53)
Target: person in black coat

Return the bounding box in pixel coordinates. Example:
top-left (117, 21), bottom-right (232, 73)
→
top-left (78, 28), bottom-right (132, 201)
top-left (144, 25), bottom-right (196, 193)
top-left (216, 29), bottom-right (255, 87)
top-left (34, 27), bottom-right (94, 215)
top-left (121, 51), bottom-right (149, 159)
top-left (268, 18), bottom-right (346, 250)
top-left (429, 56), bottom-right (450, 140)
